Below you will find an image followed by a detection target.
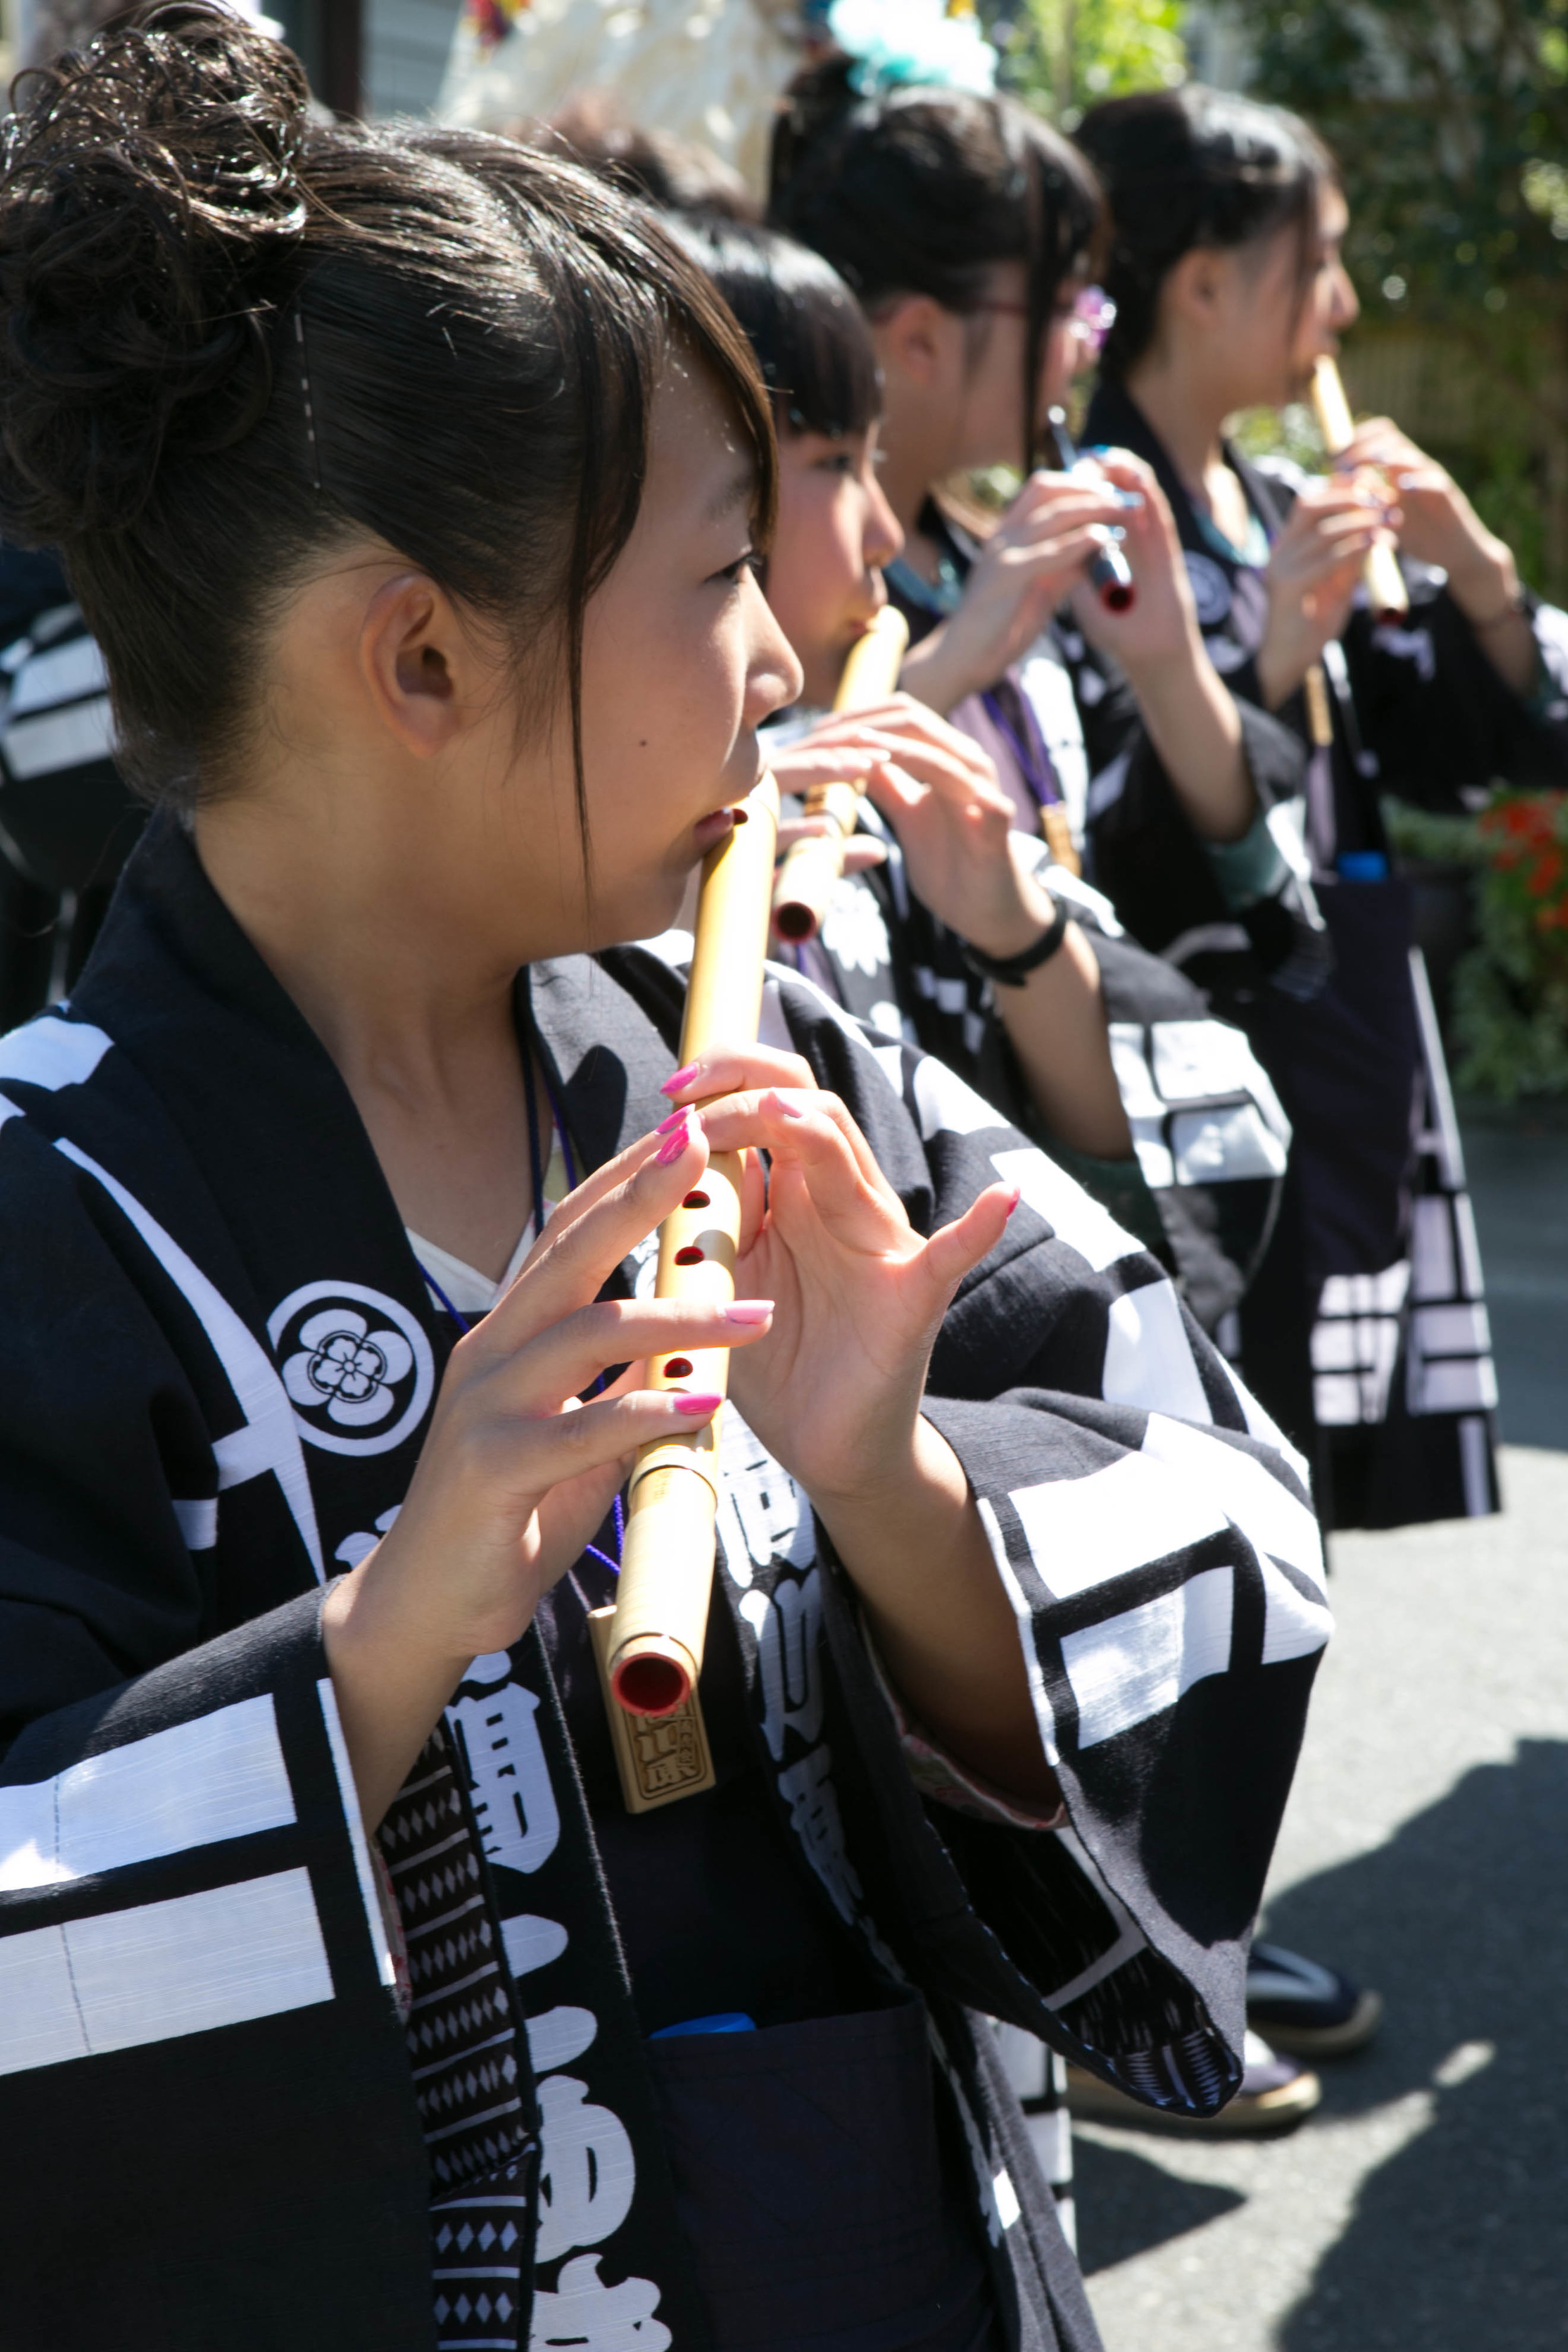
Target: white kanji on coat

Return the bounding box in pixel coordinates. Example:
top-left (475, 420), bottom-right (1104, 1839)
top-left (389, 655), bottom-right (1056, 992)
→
top-left (448, 1678), bottom-right (561, 1877)
top-left (529, 2254), bottom-right (670, 2352)
top-left (534, 2075), bottom-right (637, 2264)
top-left (739, 1570), bottom-right (825, 1761)
top-left (777, 1742), bottom-right (863, 1925)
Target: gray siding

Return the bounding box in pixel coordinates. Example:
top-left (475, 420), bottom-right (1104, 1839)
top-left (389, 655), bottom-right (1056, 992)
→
top-left (365, 0), bottom-right (462, 119)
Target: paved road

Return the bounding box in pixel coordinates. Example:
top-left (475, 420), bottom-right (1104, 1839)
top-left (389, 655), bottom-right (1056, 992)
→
top-left (1054, 1104), bottom-right (1568, 2352)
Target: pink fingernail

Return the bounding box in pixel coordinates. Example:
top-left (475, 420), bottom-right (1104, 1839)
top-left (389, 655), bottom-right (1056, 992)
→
top-left (675, 1392), bottom-right (724, 1415)
top-left (1003, 1187), bottom-right (1022, 1217)
top-left (724, 1301), bottom-right (774, 1325)
top-left (661, 1063), bottom-right (699, 1097)
top-left (656, 1116), bottom-right (692, 1165)
top-left (656, 1108), bottom-right (688, 1135)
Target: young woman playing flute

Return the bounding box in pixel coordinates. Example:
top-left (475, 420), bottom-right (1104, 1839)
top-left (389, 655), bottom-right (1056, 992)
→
top-left (1074, 83), bottom-right (1568, 1537)
top-left (0, 14), bottom-right (1327, 2349)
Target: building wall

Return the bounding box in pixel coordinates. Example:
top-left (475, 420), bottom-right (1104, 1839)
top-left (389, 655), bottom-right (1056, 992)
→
top-left (364, 0), bottom-right (462, 117)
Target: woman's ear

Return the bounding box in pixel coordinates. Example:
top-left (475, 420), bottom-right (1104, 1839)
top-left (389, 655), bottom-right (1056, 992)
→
top-left (869, 294), bottom-right (953, 393)
top-left (357, 571), bottom-right (477, 758)
top-left (1163, 245), bottom-right (1232, 339)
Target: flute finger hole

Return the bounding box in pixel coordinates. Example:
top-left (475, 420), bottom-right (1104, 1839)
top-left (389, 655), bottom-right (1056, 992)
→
top-left (662, 1355), bottom-right (694, 1379)
top-left (673, 1245), bottom-right (705, 1267)
top-left (682, 1191), bottom-right (710, 1209)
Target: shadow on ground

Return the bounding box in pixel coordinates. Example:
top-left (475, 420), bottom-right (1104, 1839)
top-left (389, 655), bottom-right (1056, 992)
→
top-left (1076, 1740), bottom-right (1568, 2341)
top-left (1071, 2140), bottom-right (1243, 2271)
top-left (1462, 1104), bottom-right (1568, 1451)
top-left (1270, 1738), bottom-right (1568, 2348)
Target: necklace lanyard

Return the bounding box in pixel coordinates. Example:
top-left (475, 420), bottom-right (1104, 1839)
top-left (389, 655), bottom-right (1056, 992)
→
top-left (979, 685), bottom-right (1061, 812)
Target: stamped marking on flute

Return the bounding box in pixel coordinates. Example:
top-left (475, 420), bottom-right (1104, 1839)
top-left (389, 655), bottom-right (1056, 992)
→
top-left (588, 1609), bottom-right (716, 1813)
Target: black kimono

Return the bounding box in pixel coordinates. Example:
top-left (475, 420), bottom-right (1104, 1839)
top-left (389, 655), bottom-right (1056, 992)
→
top-left (0, 816), bottom-right (1329, 2351)
top-left (1070, 379), bottom-right (1568, 1529)
top-left (765, 781), bottom-right (1291, 1345)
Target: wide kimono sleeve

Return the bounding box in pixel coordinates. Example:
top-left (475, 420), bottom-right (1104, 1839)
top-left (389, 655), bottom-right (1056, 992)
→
top-left (0, 1101), bottom-right (433, 2351)
top-left (1066, 625), bottom-right (1328, 994)
top-left (764, 970), bottom-right (1330, 2119)
top-left (1342, 576), bottom-right (1568, 807)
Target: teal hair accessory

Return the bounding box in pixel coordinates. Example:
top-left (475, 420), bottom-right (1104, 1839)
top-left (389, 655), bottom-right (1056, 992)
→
top-left (826, 0), bottom-right (999, 99)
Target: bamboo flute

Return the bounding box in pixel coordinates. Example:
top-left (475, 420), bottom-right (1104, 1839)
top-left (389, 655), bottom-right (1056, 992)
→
top-left (770, 604), bottom-right (910, 944)
top-left (1309, 356), bottom-right (1409, 623)
top-left (605, 770), bottom-right (781, 1719)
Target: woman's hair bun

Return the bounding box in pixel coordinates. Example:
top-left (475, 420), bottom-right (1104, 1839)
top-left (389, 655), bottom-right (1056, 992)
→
top-left (0, 1), bottom-right (312, 546)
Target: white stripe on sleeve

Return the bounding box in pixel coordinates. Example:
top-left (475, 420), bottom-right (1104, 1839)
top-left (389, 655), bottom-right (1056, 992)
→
top-left (1062, 1567), bottom-right (1234, 1749)
top-left (0, 1695), bottom-right (295, 1892)
top-left (1101, 1279), bottom-right (1213, 1425)
top-left (0, 1869), bottom-right (333, 2077)
top-left (1008, 1452), bottom-right (1227, 1599)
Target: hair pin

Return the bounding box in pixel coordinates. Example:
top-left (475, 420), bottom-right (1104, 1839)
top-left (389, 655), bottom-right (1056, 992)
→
top-left (294, 307), bottom-right (322, 495)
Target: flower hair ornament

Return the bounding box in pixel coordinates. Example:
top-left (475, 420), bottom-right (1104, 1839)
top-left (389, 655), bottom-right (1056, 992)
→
top-left (825, 0), bottom-right (999, 98)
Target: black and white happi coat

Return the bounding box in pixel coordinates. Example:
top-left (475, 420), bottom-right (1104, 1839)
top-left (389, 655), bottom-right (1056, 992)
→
top-left (768, 790), bottom-right (1291, 1346)
top-left (0, 817), bottom-right (1329, 2352)
top-left (1061, 381), bottom-right (1568, 1529)
top-left (0, 593), bottom-right (144, 1029)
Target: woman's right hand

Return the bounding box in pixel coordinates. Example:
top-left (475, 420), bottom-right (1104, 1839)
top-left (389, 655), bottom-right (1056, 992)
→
top-left (1256, 475), bottom-right (1399, 710)
top-left (898, 470), bottom-right (1133, 715)
top-left (322, 1116), bottom-right (772, 1823)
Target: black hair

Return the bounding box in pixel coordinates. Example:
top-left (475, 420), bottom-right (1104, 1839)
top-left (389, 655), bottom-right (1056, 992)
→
top-left (538, 94), bottom-right (758, 223)
top-left (664, 217), bottom-right (880, 443)
top-left (768, 52), bottom-right (1101, 465)
top-left (0, 4), bottom-right (776, 829)
top-left (1074, 86), bottom-right (1338, 382)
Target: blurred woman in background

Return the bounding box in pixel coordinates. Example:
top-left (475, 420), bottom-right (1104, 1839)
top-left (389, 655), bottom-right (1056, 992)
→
top-left (1075, 83), bottom-right (1568, 1533)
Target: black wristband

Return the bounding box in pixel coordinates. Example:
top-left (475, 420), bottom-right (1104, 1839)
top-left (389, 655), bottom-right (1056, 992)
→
top-left (958, 897), bottom-right (1070, 987)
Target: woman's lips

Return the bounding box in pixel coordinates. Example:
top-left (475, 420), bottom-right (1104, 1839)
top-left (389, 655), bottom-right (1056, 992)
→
top-left (692, 805), bottom-right (739, 856)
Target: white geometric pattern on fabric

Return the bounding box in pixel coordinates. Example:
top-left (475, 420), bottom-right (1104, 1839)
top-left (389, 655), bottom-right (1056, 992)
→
top-left (1170, 1103), bottom-right (1290, 1185)
top-left (1007, 1453), bottom-right (1228, 1600)
top-left (1311, 1260), bottom-right (1409, 1427)
top-left (761, 968), bottom-right (906, 1101)
top-left (1062, 1568), bottom-right (1234, 1750)
top-left (989, 1145), bottom-right (1136, 1274)
top-left (1102, 1280), bottom-right (1214, 1424)
top-left (53, 1138), bottom-right (325, 1579)
top-left (316, 1677), bottom-right (400, 1994)
top-left (4, 628), bottom-right (109, 714)
top-left (912, 1054), bottom-right (999, 1141)
top-left (0, 1015), bottom-right (114, 1091)
top-left (1, 696), bottom-right (115, 781)
top-left (1039, 1825), bottom-right (1148, 2009)
top-left (0, 1868), bottom-right (333, 2075)
top-left (0, 1693), bottom-right (295, 1892)
top-left (1140, 1414), bottom-right (1323, 1590)
top-left (1258, 1560), bottom-right (1334, 1665)
top-left (172, 1495), bottom-right (218, 1550)
top-left (1149, 1017), bottom-right (1288, 1117)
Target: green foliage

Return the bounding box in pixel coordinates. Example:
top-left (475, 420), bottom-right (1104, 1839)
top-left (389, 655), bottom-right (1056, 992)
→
top-left (1385, 792), bottom-right (1568, 1098)
top-left (987, 0), bottom-right (1185, 124)
top-left (1248, 0), bottom-right (1568, 322)
top-left (1247, 0), bottom-right (1568, 598)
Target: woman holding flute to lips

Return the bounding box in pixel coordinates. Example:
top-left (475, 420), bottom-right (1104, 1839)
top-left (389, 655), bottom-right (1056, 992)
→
top-left (0, 16), bottom-right (1329, 2350)
top-left (1073, 83), bottom-right (1568, 1537)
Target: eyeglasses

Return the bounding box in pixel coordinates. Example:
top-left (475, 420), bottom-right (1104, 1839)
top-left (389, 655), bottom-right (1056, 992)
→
top-left (968, 285), bottom-right (1118, 352)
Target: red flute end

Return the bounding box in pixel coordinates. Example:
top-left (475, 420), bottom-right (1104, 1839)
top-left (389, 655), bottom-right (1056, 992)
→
top-left (612, 1645), bottom-right (694, 1719)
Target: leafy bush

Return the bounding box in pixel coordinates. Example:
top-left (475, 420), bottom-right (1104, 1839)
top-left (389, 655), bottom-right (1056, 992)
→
top-left (1387, 790), bottom-right (1568, 1098)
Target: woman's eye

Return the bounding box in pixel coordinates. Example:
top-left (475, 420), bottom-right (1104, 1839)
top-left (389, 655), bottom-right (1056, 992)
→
top-left (815, 452), bottom-right (856, 476)
top-left (716, 549), bottom-right (763, 585)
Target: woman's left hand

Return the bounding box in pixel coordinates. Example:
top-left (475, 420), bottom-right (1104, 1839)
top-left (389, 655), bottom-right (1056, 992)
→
top-left (1062, 449), bottom-right (1202, 675)
top-left (659, 1044), bottom-right (1017, 1505)
top-left (1338, 417), bottom-right (1520, 618)
top-left (768, 697), bottom-right (1053, 957)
